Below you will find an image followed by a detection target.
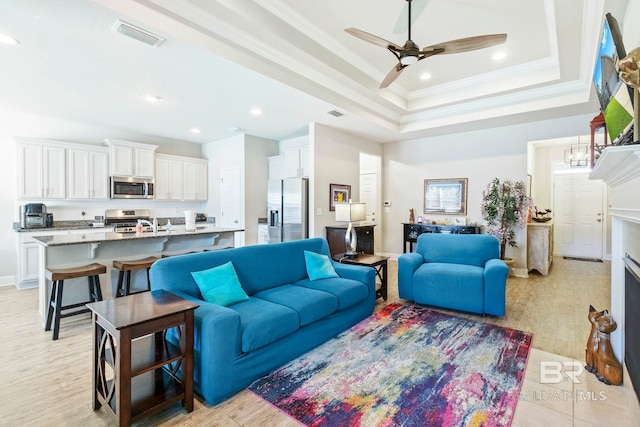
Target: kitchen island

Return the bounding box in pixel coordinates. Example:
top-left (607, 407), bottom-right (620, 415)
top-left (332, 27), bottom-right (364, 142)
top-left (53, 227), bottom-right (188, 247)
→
top-left (32, 225), bottom-right (244, 324)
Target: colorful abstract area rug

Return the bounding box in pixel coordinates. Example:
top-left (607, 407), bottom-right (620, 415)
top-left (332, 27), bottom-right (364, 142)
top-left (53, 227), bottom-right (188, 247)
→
top-left (248, 303), bottom-right (533, 427)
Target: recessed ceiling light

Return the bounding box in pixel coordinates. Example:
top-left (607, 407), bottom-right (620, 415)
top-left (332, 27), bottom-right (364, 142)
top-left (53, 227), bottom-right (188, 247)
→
top-left (420, 72), bottom-right (432, 80)
top-left (228, 127), bottom-right (246, 133)
top-left (144, 94), bottom-right (162, 103)
top-left (0, 33), bottom-right (20, 45)
top-left (190, 128), bottom-right (201, 134)
top-left (492, 52), bottom-right (507, 61)
top-left (250, 108), bottom-right (262, 116)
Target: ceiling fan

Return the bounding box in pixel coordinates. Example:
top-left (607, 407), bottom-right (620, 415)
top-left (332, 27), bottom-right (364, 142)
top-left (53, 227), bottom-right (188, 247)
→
top-left (345, 0), bottom-right (507, 89)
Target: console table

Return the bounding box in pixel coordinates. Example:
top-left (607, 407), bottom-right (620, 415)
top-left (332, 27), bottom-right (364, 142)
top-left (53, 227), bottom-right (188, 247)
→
top-left (326, 225), bottom-right (375, 256)
top-left (403, 223), bottom-right (481, 253)
top-left (86, 290), bottom-right (199, 426)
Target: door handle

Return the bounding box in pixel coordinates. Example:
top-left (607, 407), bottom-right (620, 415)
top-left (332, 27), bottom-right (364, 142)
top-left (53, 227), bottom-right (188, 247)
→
top-left (597, 219), bottom-right (602, 222)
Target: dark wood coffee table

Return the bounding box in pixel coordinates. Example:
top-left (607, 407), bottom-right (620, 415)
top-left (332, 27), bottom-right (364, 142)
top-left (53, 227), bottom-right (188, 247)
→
top-left (86, 290), bottom-right (199, 426)
top-left (333, 253), bottom-right (389, 300)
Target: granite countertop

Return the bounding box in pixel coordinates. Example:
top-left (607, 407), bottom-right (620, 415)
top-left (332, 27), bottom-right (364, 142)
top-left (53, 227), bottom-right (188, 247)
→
top-left (13, 217), bottom-right (215, 232)
top-left (31, 225), bottom-right (244, 247)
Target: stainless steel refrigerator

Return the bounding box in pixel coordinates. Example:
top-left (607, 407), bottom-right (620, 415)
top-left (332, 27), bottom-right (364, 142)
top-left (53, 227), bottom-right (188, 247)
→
top-left (268, 177), bottom-right (309, 243)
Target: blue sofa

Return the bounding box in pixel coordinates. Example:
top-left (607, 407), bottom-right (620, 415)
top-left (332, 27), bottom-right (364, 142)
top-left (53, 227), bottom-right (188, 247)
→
top-left (149, 237), bottom-right (376, 405)
top-left (398, 233), bottom-right (508, 316)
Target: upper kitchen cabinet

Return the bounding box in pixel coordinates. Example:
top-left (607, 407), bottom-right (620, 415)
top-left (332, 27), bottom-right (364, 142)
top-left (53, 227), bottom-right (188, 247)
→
top-left (104, 139), bottom-right (157, 178)
top-left (17, 139), bottom-right (66, 199)
top-left (155, 155), bottom-right (183, 200)
top-left (67, 147), bottom-right (109, 199)
top-left (281, 137), bottom-right (309, 178)
top-left (156, 154), bottom-right (208, 201)
top-left (268, 155), bottom-right (285, 180)
top-left (183, 159), bottom-right (208, 201)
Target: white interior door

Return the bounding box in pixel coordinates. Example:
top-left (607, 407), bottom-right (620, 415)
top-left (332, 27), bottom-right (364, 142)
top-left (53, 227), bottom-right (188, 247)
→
top-left (553, 171), bottom-right (604, 259)
top-left (360, 173), bottom-right (378, 224)
top-left (220, 167), bottom-right (241, 228)
top-left (360, 153), bottom-right (381, 253)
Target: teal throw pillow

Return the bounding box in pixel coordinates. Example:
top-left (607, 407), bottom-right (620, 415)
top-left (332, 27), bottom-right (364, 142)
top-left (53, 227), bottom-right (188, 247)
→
top-left (304, 250), bottom-right (339, 281)
top-left (191, 261), bottom-right (249, 306)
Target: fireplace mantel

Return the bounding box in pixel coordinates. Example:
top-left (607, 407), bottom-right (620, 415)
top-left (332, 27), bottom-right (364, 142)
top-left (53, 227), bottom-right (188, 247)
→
top-left (590, 145), bottom-right (640, 187)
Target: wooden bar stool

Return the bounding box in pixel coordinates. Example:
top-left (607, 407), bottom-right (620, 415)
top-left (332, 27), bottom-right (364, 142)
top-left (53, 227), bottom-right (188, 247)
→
top-left (113, 256), bottom-right (159, 297)
top-left (45, 263), bottom-right (106, 340)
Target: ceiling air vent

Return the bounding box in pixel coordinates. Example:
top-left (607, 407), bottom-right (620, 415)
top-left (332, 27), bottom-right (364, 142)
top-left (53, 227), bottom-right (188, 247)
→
top-left (327, 109), bottom-right (344, 117)
top-left (111, 20), bottom-right (165, 47)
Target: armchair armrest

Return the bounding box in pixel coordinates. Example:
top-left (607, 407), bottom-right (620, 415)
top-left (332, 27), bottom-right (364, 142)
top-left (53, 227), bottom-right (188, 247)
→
top-left (483, 259), bottom-right (509, 316)
top-left (398, 252), bottom-right (424, 301)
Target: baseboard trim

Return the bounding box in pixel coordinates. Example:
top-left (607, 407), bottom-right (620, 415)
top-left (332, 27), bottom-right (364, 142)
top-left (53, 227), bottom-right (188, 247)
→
top-left (511, 268), bottom-right (529, 278)
top-left (0, 275), bottom-right (16, 287)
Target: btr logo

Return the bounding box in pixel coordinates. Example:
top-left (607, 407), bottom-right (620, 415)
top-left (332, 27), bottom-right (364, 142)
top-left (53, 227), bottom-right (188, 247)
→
top-left (540, 361), bottom-right (584, 384)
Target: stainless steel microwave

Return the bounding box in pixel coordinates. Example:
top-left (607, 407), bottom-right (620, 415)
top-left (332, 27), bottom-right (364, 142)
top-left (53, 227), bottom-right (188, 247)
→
top-left (110, 176), bottom-right (155, 199)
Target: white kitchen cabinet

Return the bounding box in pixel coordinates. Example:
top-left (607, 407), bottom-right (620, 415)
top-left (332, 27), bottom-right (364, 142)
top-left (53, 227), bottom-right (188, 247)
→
top-left (67, 148), bottom-right (109, 199)
top-left (104, 139), bottom-right (157, 178)
top-left (16, 229), bottom-right (68, 289)
top-left (183, 159), bottom-right (208, 201)
top-left (156, 154), bottom-right (208, 201)
top-left (155, 155), bottom-right (183, 200)
top-left (134, 146), bottom-right (156, 178)
top-left (268, 155), bottom-right (285, 180)
top-left (283, 146), bottom-right (309, 178)
top-left (17, 141), bottom-right (66, 199)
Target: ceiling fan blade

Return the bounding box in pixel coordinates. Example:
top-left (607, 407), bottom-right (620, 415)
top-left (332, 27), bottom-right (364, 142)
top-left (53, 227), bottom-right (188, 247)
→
top-left (345, 27), bottom-right (402, 50)
top-left (423, 34), bottom-right (507, 55)
top-left (380, 63), bottom-right (406, 89)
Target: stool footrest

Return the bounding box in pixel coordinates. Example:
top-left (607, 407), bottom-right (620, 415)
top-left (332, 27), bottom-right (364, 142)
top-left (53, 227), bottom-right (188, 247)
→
top-left (59, 307), bottom-right (91, 318)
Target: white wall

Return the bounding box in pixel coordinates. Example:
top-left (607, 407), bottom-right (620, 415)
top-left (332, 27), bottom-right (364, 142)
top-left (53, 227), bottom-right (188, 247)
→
top-left (309, 123), bottom-right (382, 240)
top-left (382, 113), bottom-right (598, 270)
top-left (245, 135), bottom-right (279, 245)
top-left (203, 134), bottom-right (278, 246)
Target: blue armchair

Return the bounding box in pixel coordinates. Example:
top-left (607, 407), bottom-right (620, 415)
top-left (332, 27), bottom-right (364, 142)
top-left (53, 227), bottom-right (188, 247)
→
top-left (398, 233), bottom-right (508, 316)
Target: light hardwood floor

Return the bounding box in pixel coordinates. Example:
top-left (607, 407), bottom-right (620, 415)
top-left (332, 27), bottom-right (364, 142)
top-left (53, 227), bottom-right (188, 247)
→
top-left (0, 256), bottom-right (637, 426)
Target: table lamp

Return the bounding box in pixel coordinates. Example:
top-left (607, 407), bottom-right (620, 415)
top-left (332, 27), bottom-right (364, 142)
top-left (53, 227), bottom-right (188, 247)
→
top-left (335, 200), bottom-right (366, 256)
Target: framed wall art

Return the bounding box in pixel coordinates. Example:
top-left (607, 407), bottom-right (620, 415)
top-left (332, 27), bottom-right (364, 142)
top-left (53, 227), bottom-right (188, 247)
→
top-left (329, 183), bottom-right (351, 211)
top-left (424, 178), bottom-right (468, 215)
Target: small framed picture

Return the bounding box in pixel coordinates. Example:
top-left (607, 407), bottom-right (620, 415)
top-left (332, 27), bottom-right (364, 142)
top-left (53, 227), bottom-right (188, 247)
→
top-left (454, 217), bottom-right (467, 226)
top-left (329, 183), bottom-right (351, 211)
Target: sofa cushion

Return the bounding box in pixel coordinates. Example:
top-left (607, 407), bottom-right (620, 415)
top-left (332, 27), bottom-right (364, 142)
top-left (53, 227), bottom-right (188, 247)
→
top-left (228, 297), bottom-right (300, 353)
top-left (304, 250), bottom-right (339, 280)
top-left (296, 277), bottom-right (369, 309)
top-left (190, 261), bottom-right (249, 307)
top-left (254, 285), bottom-right (339, 326)
top-left (414, 263), bottom-right (484, 313)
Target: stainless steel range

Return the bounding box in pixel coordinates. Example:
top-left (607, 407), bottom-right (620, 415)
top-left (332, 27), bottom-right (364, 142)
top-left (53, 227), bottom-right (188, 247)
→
top-left (105, 209), bottom-right (153, 233)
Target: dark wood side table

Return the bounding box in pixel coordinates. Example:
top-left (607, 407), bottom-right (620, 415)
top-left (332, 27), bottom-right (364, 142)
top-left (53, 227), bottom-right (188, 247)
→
top-left (325, 225), bottom-right (375, 256)
top-left (333, 253), bottom-right (389, 301)
top-left (86, 290), bottom-right (199, 427)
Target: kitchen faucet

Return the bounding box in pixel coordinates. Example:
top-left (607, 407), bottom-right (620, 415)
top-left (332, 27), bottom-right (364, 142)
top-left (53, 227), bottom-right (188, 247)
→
top-left (137, 218), bottom-right (158, 233)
